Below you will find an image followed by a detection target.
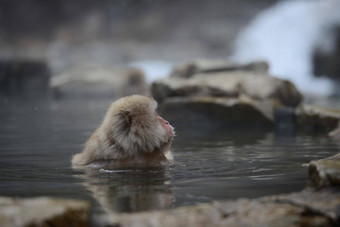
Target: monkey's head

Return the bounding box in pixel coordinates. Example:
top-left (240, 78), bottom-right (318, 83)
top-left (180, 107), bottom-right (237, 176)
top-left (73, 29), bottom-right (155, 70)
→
top-left (106, 95), bottom-right (174, 157)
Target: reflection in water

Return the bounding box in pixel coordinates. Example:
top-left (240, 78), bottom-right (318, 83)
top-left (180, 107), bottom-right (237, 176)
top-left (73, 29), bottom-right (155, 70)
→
top-left (74, 166), bottom-right (173, 213)
top-left (0, 98), bottom-right (339, 216)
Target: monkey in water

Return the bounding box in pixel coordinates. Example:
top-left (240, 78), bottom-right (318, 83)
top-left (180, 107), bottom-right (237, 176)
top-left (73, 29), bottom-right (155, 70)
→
top-left (72, 95), bottom-right (175, 167)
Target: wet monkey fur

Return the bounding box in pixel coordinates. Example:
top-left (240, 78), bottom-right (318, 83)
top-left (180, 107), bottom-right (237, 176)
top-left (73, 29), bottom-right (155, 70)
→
top-left (72, 95), bottom-right (175, 166)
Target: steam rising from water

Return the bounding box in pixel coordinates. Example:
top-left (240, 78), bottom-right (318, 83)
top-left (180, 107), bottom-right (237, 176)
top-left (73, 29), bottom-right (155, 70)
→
top-left (129, 60), bottom-right (174, 83)
top-left (232, 0), bottom-right (340, 96)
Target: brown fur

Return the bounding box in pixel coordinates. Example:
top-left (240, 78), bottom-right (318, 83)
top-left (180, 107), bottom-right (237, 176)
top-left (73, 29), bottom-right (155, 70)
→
top-left (72, 95), bottom-right (174, 166)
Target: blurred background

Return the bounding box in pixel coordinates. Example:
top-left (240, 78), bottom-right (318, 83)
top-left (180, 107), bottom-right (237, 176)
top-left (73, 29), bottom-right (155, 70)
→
top-left (0, 0), bottom-right (339, 99)
top-left (1, 1), bottom-right (340, 221)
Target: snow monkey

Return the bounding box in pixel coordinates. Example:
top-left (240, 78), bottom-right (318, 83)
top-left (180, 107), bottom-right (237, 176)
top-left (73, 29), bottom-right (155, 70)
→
top-left (72, 95), bottom-right (175, 167)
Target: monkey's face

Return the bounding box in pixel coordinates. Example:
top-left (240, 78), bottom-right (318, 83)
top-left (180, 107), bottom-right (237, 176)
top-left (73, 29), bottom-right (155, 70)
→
top-left (111, 95), bottom-right (174, 155)
top-left (156, 111), bottom-right (175, 139)
top-left (128, 101), bottom-right (175, 144)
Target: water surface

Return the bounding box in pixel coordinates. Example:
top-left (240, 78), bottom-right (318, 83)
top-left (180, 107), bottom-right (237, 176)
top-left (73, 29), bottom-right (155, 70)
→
top-left (0, 98), bottom-right (339, 215)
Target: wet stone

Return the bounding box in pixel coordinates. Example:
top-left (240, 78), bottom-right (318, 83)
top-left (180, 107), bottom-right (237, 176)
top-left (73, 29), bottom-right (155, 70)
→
top-left (107, 189), bottom-right (340, 227)
top-left (51, 67), bottom-right (149, 99)
top-left (0, 197), bottom-right (90, 227)
top-left (266, 189), bottom-right (340, 222)
top-left (296, 105), bottom-right (340, 133)
top-left (308, 153), bottom-right (340, 189)
top-left (329, 124), bottom-right (340, 138)
top-left (170, 59), bottom-right (269, 78)
top-left (159, 96), bottom-right (274, 130)
top-left (152, 71), bottom-right (302, 107)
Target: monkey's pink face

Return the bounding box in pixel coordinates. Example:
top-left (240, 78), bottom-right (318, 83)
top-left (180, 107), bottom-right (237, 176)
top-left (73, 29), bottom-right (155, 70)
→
top-left (156, 112), bottom-right (175, 138)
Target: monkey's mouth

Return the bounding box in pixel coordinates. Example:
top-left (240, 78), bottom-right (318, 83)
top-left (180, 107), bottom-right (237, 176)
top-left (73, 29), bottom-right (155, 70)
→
top-left (169, 125), bottom-right (175, 138)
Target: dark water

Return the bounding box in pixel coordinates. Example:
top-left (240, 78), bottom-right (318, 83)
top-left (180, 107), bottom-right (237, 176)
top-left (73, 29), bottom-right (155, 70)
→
top-left (0, 98), bottom-right (339, 216)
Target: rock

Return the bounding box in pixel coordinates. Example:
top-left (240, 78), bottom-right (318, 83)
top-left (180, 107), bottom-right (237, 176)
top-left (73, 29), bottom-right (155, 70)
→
top-left (0, 197), bottom-right (90, 227)
top-left (296, 104), bottom-right (340, 133)
top-left (152, 71), bottom-right (303, 107)
top-left (329, 124), bottom-right (340, 138)
top-left (0, 60), bottom-right (50, 97)
top-left (308, 153), bottom-right (340, 189)
top-left (106, 189), bottom-right (339, 227)
top-left (159, 96), bottom-right (274, 130)
top-left (268, 189), bottom-right (340, 222)
top-left (170, 59), bottom-right (269, 78)
top-left (51, 66), bottom-right (149, 98)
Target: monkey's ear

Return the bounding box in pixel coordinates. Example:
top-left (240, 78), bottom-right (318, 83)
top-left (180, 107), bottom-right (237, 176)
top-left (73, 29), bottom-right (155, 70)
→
top-left (121, 111), bottom-right (132, 127)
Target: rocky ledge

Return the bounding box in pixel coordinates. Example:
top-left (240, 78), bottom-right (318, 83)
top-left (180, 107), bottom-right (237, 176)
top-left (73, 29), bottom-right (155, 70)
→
top-left (160, 96), bottom-right (274, 129)
top-left (152, 70), bottom-right (302, 107)
top-left (152, 60), bottom-right (340, 133)
top-left (309, 153), bottom-right (340, 189)
top-left (108, 189), bottom-right (340, 227)
top-left (0, 197), bottom-right (90, 227)
top-left (297, 105), bottom-right (340, 133)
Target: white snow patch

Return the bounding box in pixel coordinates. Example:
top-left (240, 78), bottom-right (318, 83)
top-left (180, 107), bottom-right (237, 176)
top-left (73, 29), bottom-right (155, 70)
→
top-left (232, 0), bottom-right (340, 96)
